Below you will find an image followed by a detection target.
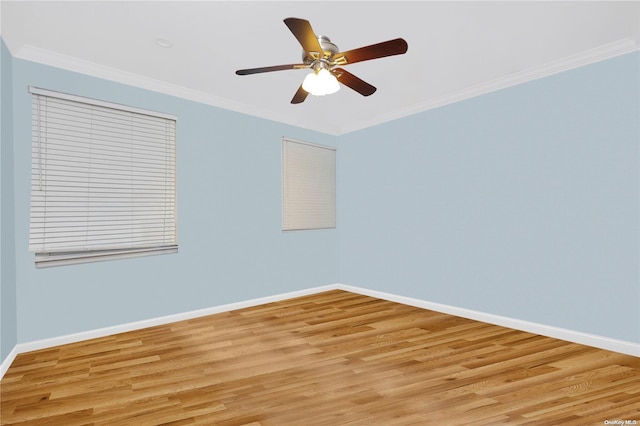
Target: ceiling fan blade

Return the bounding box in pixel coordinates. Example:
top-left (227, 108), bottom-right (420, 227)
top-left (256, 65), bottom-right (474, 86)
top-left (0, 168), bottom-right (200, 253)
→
top-left (291, 85), bottom-right (308, 104)
top-left (333, 69), bottom-right (376, 96)
top-left (236, 64), bottom-right (306, 75)
top-left (334, 38), bottom-right (408, 65)
top-left (284, 18), bottom-right (323, 57)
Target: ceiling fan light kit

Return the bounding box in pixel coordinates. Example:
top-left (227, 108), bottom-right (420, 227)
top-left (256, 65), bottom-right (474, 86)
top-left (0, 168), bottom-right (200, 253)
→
top-left (302, 64), bottom-right (340, 96)
top-left (235, 18), bottom-right (408, 104)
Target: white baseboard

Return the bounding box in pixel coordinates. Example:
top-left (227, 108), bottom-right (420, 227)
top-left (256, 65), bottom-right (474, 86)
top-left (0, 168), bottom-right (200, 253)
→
top-left (336, 283), bottom-right (640, 358)
top-left (0, 345), bottom-right (19, 380)
top-left (2, 282), bottom-right (637, 381)
top-left (0, 284), bottom-right (340, 380)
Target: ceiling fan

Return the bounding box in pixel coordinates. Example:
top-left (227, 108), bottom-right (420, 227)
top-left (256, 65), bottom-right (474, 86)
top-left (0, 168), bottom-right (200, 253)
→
top-left (235, 18), bottom-right (408, 104)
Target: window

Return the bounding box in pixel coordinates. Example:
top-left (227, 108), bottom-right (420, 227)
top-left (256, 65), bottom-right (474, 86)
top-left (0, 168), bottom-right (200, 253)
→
top-left (282, 138), bottom-right (336, 231)
top-left (29, 87), bottom-right (177, 268)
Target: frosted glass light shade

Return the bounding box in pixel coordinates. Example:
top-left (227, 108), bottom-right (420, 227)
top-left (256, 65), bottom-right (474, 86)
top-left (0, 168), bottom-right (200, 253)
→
top-left (302, 69), bottom-right (340, 96)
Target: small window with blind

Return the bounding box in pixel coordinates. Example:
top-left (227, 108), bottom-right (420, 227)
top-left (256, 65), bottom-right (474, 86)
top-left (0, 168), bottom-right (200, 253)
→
top-left (29, 87), bottom-right (177, 268)
top-left (282, 138), bottom-right (336, 231)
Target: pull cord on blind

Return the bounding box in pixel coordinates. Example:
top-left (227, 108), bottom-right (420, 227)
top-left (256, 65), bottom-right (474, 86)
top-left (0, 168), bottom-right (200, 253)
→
top-left (29, 87), bottom-right (178, 268)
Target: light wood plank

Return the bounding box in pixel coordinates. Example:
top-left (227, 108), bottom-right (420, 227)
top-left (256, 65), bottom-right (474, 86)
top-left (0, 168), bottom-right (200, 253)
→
top-left (2, 290), bottom-right (639, 425)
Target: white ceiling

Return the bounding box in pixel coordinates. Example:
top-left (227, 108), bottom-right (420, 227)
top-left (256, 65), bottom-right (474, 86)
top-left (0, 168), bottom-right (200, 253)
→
top-left (2, 1), bottom-right (639, 135)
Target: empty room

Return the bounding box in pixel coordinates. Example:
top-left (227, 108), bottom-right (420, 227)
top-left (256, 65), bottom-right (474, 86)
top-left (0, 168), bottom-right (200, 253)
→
top-left (1, 1), bottom-right (639, 425)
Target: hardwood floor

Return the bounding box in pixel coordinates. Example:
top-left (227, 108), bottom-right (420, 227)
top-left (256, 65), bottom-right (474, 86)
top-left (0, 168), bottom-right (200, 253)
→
top-left (1, 290), bottom-right (639, 425)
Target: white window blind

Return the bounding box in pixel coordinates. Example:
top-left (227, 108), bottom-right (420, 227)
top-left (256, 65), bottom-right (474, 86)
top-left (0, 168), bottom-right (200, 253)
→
top-left (282, 138), bottom-right (336, 231)
top-left (29, 87), bottom-right (177, 268)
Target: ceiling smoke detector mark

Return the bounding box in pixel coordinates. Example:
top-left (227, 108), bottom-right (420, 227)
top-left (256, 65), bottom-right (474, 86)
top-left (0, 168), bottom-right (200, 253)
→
top-left (155, 37), bottom-right (173, 48)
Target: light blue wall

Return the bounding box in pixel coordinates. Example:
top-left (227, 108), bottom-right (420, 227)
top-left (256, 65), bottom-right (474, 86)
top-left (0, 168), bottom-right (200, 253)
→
top-left (2, 45), bottom-right (638, 369)
top-left (1, 39), bottom-right (17, 362)
top-left (10, 58), bottom-right (339, 344)
top-left (338, 52), bottom-right (640, 343)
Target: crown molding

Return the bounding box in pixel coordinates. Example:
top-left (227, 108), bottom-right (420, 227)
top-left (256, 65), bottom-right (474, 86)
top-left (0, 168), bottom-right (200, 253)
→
top-left (13, 38), bottom-right (639, 136)
top-left (336, 37), bottom-right (640, 135)
top-left (12, 44), bottom-right (319, 132)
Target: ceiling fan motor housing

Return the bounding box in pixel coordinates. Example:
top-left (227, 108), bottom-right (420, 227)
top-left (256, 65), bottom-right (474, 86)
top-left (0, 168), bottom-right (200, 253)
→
top-left (302, 35), bottom-right (339, 64)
